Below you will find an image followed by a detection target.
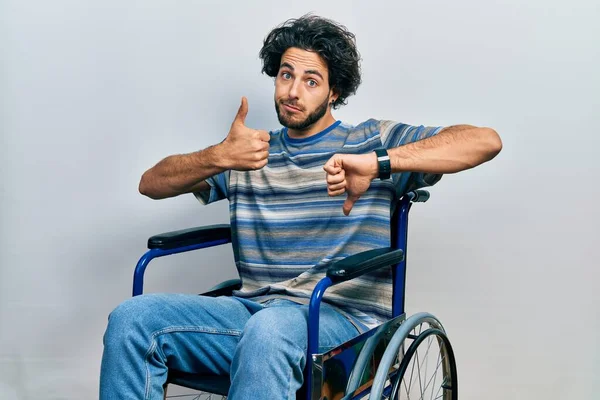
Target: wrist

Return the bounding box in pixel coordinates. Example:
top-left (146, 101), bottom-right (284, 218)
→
top-left (368, 152), bottom-right (379, 180)
top-left (374, 149), bottom-right (391, 180)
top-left (207, 142), bottom-right (231, 170)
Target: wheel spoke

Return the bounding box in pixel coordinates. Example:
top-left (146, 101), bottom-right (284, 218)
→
top-left (395, 323), bottom-right (454, 400)
top-left (415, 331), bottom-right (440, 399)
top-left (429, 348), bottom-right (442, 400)
top-left (423, 335), bottom-right (431, 386)
top-left (433, 379), bottom-right (443, 400)
top-left (407, 332), bottom-right (419, 395)
top-left (403, 366), bottom-right (412, 399)
top-left (421, 335), bottom-right (434, 398)
top-left (415, 345), bottom-right (424, 399)
top-left (422, 354), bottom-right (445, 396)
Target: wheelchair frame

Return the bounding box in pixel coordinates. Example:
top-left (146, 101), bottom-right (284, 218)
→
top-left (132, 190), bottom-right (457, 399)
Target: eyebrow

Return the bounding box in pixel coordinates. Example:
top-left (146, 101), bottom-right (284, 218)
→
top-left (280, 62), bottom-right (324, 81)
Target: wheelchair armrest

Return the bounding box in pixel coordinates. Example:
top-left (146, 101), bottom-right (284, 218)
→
top-left (326, 247), bottom-right (405, 284)
top-left (201, 278), bottom-right (243, 298)
top-left (147, 224), bottom-right (231, 250)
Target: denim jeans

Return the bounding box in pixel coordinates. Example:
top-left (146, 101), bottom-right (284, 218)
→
top-left (99, 293), bottom-right (363, 399)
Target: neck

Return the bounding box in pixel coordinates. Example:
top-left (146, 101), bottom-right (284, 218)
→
top-left (287, 113), bottom-right (337, 139)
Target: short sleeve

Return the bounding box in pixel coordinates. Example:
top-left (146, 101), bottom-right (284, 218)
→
top-left (379, 120), bottom-right (445, 195)
top-left (193, 171), bottom-right (230, 205)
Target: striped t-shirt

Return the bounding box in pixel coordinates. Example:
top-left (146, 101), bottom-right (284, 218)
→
top-left (195, 118), bottom-right (443, 327)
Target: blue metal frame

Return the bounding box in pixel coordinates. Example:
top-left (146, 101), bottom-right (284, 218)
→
top-left (132, 238), bottom-right (231, 296)
top-left (303, 193), bottom-right (415, 399)
top-left (132, 192), bottom-right (421, 399)
top-left (306, 276), bottom-right (333, 398)
top-left (392, 195), bottom-right (412, 318)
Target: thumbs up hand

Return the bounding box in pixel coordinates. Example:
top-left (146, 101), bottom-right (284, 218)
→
top-left (220, 97), bottom-right (270, 171)
top-left (323, 153), bottom-right (379, 216)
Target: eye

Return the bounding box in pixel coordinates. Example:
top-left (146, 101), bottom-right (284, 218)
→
top-left (307, 79), bottom-right (317, 87)
top-left (281, 72), bottom-right (292, 80)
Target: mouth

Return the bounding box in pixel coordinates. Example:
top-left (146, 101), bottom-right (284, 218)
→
top-left (282, 103), bottom-right (302, 113)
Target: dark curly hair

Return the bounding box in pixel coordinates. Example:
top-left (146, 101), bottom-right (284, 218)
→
top-left (259, 14), bottom-right (362, 109)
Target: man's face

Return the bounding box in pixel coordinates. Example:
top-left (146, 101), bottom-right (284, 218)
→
top-left (274, 47), bottom-right (337, 130)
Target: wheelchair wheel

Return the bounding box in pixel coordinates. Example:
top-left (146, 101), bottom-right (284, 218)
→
top-left (389, 327), bottom-right (457, 400)
top-left (369, 313), bottom-right (457, 400)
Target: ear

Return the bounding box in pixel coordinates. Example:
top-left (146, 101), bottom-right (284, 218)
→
top-left (329, 88), bottom-right (339, 105)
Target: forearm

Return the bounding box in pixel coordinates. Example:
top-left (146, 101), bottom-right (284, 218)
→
top-left (139, 143), bottom-right (227, 200)
top-left (388, 125), bottom-right (502, 174)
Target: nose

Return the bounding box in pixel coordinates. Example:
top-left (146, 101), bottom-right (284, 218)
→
top-left (288, 78), bottom-right (301, 100)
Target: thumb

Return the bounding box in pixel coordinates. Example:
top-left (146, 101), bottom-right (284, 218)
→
top-left (234, 97), bottom-right (248, 125)
top-left (343, 194), bottom-right (359, 216)
top-left (323, 154), bottom-right (343, 174)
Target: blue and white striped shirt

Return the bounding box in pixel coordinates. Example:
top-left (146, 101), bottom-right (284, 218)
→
top-left (196, 119), bottom-right (443, 327)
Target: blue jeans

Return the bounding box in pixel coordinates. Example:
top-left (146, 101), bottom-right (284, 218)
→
top-left (99, 293), bottom-right (363, 399)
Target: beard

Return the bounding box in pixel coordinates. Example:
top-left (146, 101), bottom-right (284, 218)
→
top-left (275, 94), bottom-right (330, 131)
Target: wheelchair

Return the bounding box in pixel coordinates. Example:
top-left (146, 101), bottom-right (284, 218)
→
top-left (132, 190), bottom-right (458, 399)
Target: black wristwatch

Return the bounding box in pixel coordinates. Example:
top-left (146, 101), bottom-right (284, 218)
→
top-left (374, 148), bottom-right (391, 180)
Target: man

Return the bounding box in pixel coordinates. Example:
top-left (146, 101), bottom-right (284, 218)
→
top-left (100, 14), bottom-right (501, 399)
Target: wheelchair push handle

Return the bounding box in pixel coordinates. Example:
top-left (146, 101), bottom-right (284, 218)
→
top-left (405, 189), bottom-right (430, 203)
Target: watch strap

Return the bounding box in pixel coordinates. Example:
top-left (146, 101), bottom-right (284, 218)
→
top-left (374, 148), bottom-right (391, 180)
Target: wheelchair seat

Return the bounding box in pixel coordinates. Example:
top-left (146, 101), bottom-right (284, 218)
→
top-left (168, 371), bottom-right (230, 396)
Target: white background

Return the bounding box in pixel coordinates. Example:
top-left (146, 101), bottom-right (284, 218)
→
top-left (1, 0), bottom-right (598, 398)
